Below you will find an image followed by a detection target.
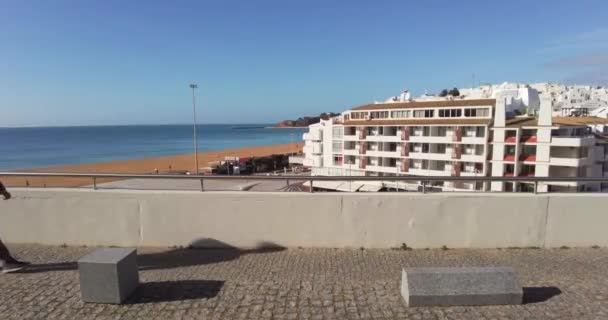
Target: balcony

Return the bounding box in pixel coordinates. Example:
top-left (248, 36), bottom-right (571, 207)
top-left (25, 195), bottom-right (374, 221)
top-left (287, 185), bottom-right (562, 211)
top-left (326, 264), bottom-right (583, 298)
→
top-left (408, 168), bottom-right (452, 176)
top-left (504, 154), bottom-right (516, 162)
top-left (460, 154), bottom-right (485, 162)
top-left (342, 148), bottom-right (358, 156)
top-left (551, 137), bottom-right (595, 147)
top-left (521, 136), bottom-right (537, 143)
top-left (520, 154), bottom-right (536, 162)
top-left (408, 152), bottom-right (452, 161)
top-left (365, 164), bottom-right (399, 174)
top-left (518, 172), bottom-right (536, 177)
top-left (365, 135), bottom-right (401, 142)
top-left (461, 136), bottom-right (486, 144)
top-left (549, 157), bottom-right (592, 167)
top-left (408, 135), bottom-right (453, 143)
top-left (366, 150), bottom-right (399, 158)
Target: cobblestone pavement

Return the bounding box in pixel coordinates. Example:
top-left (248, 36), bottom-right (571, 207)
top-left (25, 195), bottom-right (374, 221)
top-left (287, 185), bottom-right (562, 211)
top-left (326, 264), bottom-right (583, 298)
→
top-left (1, 245), bottom-right (607, 319)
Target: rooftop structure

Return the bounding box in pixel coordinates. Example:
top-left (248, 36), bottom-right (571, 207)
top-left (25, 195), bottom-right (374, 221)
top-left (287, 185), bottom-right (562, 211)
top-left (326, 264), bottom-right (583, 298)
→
top-left (303, 86), bottom-right (608, 192)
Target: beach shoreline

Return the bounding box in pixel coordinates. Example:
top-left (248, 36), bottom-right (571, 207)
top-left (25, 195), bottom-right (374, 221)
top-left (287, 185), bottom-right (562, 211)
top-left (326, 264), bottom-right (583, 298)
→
top-left (1, 142), bottom-right (304, 188)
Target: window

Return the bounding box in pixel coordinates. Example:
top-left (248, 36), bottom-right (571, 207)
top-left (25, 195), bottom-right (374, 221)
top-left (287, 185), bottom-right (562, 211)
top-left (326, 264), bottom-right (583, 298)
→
top-left (370, 111), bottom-right (388, 119)
top-left (476, 126), bottom-right (485, 137)
top-left (465, 108), bottom-right (490, 117)
top-left (436, 144), bottom-right (447, 153)
top-left (391, 110), bottom-right (410, 118)
top-left (333, 155), bottom-right (343, 166)
top-left (440, 109), bottom-right (462, 117)
top-left (422, 143), bottom-right (430, 153)
top-left (413, 110), bottom-right (434, 118)
top-left (332, 127), bottom-right (343, 139)
top-left (344, 114), bottom-right (350, 121)
top-left (437, 127), bottom-right (447, 136)
top-left (350, 112), bottom-right (368, 120)
top-left (332, 141), bottom-right (343, 153)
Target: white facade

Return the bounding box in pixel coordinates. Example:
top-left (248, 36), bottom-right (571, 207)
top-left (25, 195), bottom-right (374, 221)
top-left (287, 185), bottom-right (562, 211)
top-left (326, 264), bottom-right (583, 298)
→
top-left (304, 86), bottom-right (608, 192)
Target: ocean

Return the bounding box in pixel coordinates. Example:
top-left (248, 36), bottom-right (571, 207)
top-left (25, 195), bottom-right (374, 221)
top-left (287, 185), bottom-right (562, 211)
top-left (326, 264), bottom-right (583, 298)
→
top-left (0, 124), bottom-right (306, 171)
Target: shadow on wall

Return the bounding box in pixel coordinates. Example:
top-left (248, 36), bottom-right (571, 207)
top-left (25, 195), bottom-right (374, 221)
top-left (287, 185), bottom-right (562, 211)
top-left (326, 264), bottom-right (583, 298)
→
top-left (15, 238), bottom-right (286, 274)
top-left (522, 286), bottom-right (562, 304)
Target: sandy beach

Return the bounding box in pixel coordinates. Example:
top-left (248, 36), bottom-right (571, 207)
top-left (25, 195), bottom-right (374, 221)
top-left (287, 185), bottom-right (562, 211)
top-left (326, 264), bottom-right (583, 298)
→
top-left (1, 142), bottom-right (303, 188)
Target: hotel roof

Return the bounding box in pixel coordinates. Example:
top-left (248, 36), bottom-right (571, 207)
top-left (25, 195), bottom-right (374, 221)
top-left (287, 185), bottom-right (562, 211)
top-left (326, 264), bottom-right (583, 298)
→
top-left (342, 118), bottom-right (492, 126)
top-left (350, 99), bottom-right (496, 111)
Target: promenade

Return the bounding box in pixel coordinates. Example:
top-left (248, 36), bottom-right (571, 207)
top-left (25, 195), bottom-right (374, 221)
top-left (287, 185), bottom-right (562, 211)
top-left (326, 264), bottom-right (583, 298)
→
top-left (1, 244), bottom-right (606, 319)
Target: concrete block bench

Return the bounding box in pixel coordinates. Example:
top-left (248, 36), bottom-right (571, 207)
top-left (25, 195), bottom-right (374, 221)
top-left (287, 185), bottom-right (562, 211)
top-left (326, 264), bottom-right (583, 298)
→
top-left (401, 267), bottom-right (523, 307)
top-left (78, 248), bottom-right (139, 304)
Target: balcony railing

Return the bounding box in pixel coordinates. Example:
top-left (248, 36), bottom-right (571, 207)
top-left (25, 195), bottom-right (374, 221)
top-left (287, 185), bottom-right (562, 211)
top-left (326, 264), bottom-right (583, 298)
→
top-left (3, 171), bottom-right (608, 193)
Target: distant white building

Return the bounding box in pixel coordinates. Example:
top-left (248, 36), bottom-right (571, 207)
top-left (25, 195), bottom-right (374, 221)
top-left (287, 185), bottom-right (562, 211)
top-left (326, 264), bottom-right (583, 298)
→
top-left (303, 86), bottom-right (608, 192)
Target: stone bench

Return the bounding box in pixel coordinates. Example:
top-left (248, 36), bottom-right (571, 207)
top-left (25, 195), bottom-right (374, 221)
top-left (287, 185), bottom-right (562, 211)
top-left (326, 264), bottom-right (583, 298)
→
top-left (401, 267), bottom-right (523, 307)
top-left (78, 248), bottom-right (139, 304)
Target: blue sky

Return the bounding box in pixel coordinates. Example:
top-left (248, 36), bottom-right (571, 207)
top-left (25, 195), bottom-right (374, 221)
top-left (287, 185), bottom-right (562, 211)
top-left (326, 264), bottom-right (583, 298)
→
top-left (1, 0), bottom-right (608, 126)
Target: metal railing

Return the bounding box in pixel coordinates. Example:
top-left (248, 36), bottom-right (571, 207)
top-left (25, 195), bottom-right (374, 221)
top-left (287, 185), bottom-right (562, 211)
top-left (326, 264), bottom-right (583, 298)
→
top-left (1, 171), bottom-right (608, 193)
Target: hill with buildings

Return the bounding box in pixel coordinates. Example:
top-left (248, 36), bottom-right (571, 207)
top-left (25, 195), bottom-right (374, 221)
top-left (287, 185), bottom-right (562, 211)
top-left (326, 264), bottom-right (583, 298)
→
top-left (275, 112), bottom-right (340, 128)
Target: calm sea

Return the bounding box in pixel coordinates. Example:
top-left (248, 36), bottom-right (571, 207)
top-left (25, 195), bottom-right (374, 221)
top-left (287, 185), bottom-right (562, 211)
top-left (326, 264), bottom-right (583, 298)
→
top-left (0, 125), bottom-right (306, 171)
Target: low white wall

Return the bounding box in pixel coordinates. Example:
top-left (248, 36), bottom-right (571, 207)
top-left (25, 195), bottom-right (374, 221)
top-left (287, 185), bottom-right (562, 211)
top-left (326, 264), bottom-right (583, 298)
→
top-left (0, 189), bottom-right (606, 248)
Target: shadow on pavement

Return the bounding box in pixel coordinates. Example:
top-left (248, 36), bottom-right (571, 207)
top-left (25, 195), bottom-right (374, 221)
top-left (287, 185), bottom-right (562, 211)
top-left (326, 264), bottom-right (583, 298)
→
top-left (138, 238), bottom-right (286, 271)
top-left (523, 286), bottom-right (562, 304)
top-left (14, 238), bottom-right (286, 273)
top-left (126, 280), bottom-right (224, 304)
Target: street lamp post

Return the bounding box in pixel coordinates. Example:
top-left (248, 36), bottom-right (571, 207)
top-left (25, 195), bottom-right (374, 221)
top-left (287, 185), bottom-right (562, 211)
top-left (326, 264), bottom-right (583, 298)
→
top-left (190, 83), bottom-right (199, 175)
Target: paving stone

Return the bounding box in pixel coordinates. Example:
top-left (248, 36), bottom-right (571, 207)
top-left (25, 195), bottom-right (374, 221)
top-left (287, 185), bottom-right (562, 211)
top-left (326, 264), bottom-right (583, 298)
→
top-left (0, 244), bottom-right (607, 319)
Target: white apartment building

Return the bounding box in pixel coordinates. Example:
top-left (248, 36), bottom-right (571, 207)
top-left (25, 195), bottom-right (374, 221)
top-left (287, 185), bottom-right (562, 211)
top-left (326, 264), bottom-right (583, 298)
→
top-left (303, 88), bottom-right (608, 192)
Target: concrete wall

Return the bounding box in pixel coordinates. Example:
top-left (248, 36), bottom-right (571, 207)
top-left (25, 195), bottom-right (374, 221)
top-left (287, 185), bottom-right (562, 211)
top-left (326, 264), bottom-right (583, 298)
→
top-left (1, 189), bottom-right (607, 249)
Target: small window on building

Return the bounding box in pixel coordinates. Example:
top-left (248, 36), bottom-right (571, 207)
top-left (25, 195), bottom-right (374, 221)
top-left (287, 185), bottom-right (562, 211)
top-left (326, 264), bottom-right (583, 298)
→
top-left (332, 141), bottom-right (343, 153)
top-left (476, 108), bottom-right (489, 117)
top-left (332, 127), bottom-right (343, 139)
top-left (370, 111), bottom-right (389, 119)
top-left (422, 143), bottom-right (430, 153)
top-left (391, 110), bottom-right (410, 119)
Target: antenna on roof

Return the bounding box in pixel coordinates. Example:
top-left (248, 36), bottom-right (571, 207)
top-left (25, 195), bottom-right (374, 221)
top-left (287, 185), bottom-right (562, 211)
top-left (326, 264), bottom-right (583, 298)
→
top-left (472, 73), bottom-right (476, 88)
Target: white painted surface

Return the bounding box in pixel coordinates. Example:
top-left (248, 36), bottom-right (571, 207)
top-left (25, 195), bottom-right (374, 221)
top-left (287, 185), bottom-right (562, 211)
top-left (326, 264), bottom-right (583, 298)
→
top-left (1, 189), bottom-right (607, 248)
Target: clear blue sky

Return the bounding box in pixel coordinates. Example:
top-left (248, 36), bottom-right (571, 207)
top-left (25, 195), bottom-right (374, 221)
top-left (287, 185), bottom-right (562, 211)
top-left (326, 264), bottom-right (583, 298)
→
top-left (2, 0), bottom-right (608, 126)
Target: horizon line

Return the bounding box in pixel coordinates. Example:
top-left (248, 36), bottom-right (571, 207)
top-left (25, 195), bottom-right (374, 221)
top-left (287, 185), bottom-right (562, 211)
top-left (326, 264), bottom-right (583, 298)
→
top-left (0, 122), bottom-right (294, 129)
